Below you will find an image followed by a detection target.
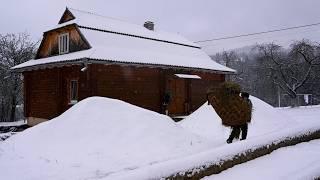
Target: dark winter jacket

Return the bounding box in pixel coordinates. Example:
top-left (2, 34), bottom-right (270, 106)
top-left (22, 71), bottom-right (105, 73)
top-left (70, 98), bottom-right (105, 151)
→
top-left (244, 98), bottom-right (252, 122)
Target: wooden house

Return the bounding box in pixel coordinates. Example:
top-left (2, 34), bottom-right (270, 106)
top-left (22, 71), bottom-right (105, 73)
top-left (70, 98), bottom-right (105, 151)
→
top-left (12, 8), bottom-right (235, 126)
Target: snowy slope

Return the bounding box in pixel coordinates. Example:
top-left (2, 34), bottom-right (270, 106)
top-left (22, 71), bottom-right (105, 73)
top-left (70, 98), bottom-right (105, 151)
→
top-left (0, 97), bottom-right (211, 180)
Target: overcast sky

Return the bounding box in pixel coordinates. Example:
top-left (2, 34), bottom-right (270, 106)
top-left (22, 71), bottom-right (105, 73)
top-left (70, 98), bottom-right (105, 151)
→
top-left (1, 0), bottom-right (320, 54)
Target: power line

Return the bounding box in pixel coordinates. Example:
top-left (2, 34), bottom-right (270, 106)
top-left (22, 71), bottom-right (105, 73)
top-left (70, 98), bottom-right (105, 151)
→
top-left (201, 27), bottom-right (320, 48)
top-left (195, 22), bottom-right (320, 43)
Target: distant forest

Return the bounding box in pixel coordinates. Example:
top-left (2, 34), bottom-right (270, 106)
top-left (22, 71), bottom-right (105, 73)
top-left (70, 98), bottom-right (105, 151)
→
top-left (211, 39), bottom-right (320, 107)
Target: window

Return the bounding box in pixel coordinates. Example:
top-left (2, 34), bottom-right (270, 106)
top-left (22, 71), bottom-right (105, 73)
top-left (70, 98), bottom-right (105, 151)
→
top-left (58, 33), bottom-right (69, 54)
top-left (69, 80), bottom-right (78, 104)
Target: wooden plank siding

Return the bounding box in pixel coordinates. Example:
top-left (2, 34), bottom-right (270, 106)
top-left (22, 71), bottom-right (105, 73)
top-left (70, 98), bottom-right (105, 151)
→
top-left (23, 64), bottom-right (225, 124)
top-left (91, 64), bottom-right (163, 112)
top-left (23, 69), bottom-right (61, 119)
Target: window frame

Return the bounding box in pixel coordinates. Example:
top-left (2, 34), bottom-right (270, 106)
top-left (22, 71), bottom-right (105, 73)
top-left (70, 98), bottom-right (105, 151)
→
top-left (69, 79), bottom-right (78, 105)
top-left (58, 33), bottom-right (69, 54)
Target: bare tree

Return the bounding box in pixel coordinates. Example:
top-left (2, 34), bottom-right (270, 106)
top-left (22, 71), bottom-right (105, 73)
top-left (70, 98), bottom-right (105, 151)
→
top-left (214, 51), bottom-right (238, 68)
top-left (212, 48), bottom-right (279, 105)
top-left (257, 40), bottom-right (320, 106)
top-left (0, 33), bottom-right (37, 121)
top-left (212, 50), bottom-right (241, 81)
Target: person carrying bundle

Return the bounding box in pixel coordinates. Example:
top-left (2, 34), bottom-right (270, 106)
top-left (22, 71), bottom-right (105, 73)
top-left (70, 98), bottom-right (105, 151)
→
top-left (207, 82), bottom-right (253, 144)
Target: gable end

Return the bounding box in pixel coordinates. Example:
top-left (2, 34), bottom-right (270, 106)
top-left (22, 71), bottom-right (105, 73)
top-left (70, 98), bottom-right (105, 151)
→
top-left (58, 8), bottom-right (76, 24)
top-left (35, 24), bottom-right (91, 59)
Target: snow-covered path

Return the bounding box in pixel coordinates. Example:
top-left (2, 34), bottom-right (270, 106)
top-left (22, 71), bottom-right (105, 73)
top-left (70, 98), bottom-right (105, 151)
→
top-left (201, 105), bottom-right (320, 180)
top-left (203, 139), bottom-right (320, 180)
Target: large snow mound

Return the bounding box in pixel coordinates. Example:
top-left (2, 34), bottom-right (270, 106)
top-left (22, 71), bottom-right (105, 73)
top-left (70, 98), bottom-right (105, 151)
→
top-left (0, 97), bottom-right (210, 180)
top-left (179, 96), bottom-right (294, 142)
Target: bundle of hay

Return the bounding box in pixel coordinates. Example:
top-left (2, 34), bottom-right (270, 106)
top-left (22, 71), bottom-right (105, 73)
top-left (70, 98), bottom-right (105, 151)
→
top-left (207, 82), bottom-right (251, 127)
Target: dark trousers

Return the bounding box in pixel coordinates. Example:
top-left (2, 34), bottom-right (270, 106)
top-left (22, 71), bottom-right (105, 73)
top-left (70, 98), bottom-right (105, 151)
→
top-left (227, 124), bottom-right (248, 142)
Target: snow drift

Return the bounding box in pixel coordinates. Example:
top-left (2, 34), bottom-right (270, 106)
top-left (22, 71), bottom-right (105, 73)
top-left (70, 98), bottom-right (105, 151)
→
top-left (0, 97), bottom-right (210, 180)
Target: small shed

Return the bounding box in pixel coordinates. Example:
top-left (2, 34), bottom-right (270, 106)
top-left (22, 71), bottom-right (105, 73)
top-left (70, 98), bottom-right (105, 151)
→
top-left (12, 8), bottom-right (235, 126)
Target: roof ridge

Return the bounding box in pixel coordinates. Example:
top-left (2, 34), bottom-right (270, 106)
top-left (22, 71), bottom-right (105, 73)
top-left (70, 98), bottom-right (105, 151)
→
top-left (67, 7), bottom-right (145, 29)
top-left (78, 26), bottom-right (200, 49)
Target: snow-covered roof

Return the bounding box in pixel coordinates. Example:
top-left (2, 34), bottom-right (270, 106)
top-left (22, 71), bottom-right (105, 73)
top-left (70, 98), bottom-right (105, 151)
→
top-left (61, 8), bottom-right (199, 48)
top-left (12, 49), bottom-right (93, 70)
top-left (12, 8), bottom-right (235, 73)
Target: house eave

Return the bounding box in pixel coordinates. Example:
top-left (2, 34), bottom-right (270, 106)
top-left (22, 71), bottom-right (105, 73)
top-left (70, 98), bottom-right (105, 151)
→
top-left (87, 58), bottom-right (237, 74)
top-left (11, 58), bottom-right (236, 74)
top-left (11, 58), bottom-right (87, 73)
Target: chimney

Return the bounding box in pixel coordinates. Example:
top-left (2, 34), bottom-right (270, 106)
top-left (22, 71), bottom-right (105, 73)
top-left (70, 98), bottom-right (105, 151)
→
top-left (144, 21), bottom-right (154, 31)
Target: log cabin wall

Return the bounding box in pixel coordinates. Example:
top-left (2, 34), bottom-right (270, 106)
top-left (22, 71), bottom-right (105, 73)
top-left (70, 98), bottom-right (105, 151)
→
top-left (89, 65), bottom-right (225, 115)
top-left (36, 25), bottom-right (90, 59)
top-left (23, 65), bottom-right (90, 125)
top-left (90, 64), bottom-right (163, 113)
top-left (23, 69), bottom-right (61, 120)
top-left (59, 65), bottom-right (91, 111)
top-left (23, 63), bottom-right (225, 125)
top-left (90, 65), bottom-right (224, 116)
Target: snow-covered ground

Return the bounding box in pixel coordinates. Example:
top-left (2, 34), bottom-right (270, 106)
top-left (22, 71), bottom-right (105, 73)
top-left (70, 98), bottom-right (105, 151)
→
top-left (0, 96), bottom-right (319, 180)
top-left (203, 139), bottom-right (320, 180)
top-left (0, 132), bottom-right (16, 141)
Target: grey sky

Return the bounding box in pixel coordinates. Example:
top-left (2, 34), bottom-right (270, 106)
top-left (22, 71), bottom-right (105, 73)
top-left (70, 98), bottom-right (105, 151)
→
top-left (1, 0), bottom-right (320, 54)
